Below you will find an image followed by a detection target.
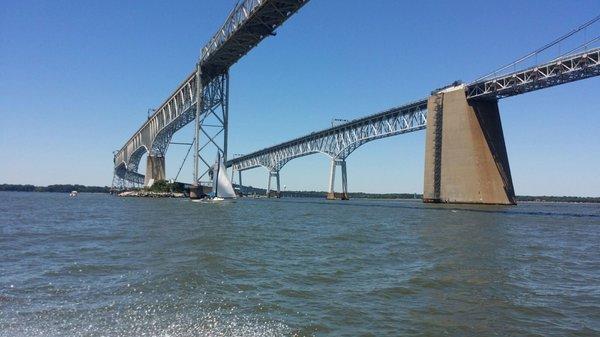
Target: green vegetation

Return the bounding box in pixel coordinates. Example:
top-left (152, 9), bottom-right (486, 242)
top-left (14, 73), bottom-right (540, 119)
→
top-left (515, 195), bottom-right (600, 203)
top-left (145, 180), bottom-right (185, 193)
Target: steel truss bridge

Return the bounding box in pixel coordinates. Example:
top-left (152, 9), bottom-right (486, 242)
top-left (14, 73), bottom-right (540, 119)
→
top-left (228, 49), bottom-right (600, 171)
top-left (113, 0), bottom-right (599, 199)
top-left (113, 0), bottom-right (309, 186)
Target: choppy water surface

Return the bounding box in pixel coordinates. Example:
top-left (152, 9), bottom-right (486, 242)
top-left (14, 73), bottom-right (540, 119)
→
top-left (1, 192), bottom-right (599, 336)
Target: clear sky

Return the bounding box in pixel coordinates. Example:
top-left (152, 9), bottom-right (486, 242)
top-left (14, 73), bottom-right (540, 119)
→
top-left (1, 0), bottom-right (599, 196)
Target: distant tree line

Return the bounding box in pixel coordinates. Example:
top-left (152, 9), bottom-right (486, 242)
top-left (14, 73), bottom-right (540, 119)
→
top-left (2, 183), bottom-right (598, 202)
top-left (239, 185), bottom-right (599, 203)
top-left (515, 195), bottom-right (600, 203)
top-left (0, 184), bottom-right (110, 193)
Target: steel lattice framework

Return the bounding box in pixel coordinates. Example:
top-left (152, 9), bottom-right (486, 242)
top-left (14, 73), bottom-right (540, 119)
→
top-left (114, 0), bottom-right (599, 188)
top-left (200, 0), bottom-right (310, 80)
top-left (113, 0), bottom-right (309, 184)
top-left (467, 49), bottom-right (600, 99)
top-left (227, 100), bottom-right (428, 172)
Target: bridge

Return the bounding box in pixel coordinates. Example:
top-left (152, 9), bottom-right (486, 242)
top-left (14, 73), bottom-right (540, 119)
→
top-left (227, 49), bottom-right (600, 201)
top-left (113, 0), bottom-right (309, 187)
top-left (113, 1), bottom-right (600, 204)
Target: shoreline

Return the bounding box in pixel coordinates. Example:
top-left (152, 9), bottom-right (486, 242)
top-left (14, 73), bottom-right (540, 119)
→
top-left (1, 186), bottom-right (599, 203)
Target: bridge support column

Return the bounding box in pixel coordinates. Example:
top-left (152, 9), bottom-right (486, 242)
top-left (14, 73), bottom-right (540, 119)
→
top-left (238, 170), bottom-right (243, 196)
top-left (266, 171), bottom-right (281, 198)
top-left (423, 86), bottom-right (515, 204)
top-left (144, 155), bottom-right (166, 186)
top-left (327, 158), bottom-right (349, 200)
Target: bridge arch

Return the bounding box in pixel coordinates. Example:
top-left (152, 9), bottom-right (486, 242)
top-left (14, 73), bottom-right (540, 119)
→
top-left (114, 162), bottom-right (128, 179)
top-left (127, 145), bottom-right (149, 173)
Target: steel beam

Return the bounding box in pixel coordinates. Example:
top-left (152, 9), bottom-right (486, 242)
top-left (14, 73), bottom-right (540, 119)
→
top-left (227, 100), bottom-right (428, 172)
top-left (467, 48), bottom-right (600, 99)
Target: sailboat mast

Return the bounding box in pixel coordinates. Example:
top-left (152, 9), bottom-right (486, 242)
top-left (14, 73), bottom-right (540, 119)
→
top-left (214, 152), bottom-right (220, 197)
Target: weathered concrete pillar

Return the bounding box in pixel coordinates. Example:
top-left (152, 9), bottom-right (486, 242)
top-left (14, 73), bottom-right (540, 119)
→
top-left (266, 171), bottom-right (281, 198)
top-left (327, 159), bottom-right (336, 198)
top-left (326, 158), bottom-right (349, 200)
top-left (341, 160), bottom-right (348, 197)
top-left (423, 85), bottom-right (515, 205)
top-left (144, 155), bottom-right (166, 186)
top-left (238, 170), bottom-right (243, 196)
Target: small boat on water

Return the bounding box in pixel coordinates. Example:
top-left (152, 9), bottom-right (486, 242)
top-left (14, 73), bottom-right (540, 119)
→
top-left (191, 153), bottom-right (236, 203)
top-left (69, 191), bottom-right (78, 197)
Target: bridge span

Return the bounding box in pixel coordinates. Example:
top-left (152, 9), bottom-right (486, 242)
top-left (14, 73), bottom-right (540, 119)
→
top-left (113, 0), bottom-right (599, 204)
top-left (113, 0), bottom-right (309, 187)
top-left (226, 49), bottom-right (600, 201)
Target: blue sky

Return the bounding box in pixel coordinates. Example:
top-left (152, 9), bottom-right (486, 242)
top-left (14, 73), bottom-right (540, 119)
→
top-left (1, 0), bottom-right (599, 196)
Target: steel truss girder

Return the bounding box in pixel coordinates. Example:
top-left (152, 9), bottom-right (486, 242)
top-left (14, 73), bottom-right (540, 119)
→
top-left (113, 72), bottom-right (198, 182)
top-left (227, 100), bottom-right (428, 172)
top-left (200, 0), bottom-right (309, 80)
top-left (467, 48), bottom-right (600, 99)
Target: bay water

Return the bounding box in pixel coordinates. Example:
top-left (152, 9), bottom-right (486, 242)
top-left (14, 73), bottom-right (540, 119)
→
top-left (1, 192), bottom-right (599, 336)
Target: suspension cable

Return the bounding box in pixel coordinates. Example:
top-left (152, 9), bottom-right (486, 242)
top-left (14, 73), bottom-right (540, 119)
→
top-left (472, 13), bottom-right (600, 83)
top-left (550, 35), bottom-right (600, 61)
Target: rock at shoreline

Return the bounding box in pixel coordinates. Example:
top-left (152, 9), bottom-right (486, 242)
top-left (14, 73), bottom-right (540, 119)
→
top-left (117, 191), bottom-right (184, 198)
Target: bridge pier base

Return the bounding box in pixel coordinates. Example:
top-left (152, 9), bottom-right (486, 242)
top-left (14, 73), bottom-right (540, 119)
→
top-left (237, 170), bottom-right (243, 196)
top-left (144, 155), bottom-right (166, 186)
top-left (327, 158), bottom-right (349, 200)
top-left (423, 86), bottom-right (515, 205)
top-left (267, 171), bottom-right (281, 198)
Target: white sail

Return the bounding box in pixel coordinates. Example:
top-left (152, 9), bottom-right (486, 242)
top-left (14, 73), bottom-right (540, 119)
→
top-left (212, 155), bottom-right (237, 199)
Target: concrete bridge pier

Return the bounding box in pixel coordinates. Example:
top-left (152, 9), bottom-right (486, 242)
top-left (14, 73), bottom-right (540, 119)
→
top-left (423, 85), bottom-right (515, 204)
top-left (237, 170), bottom-right (243, 196)
top-left (144, 155), bottom-right (166, 186)
top-left (266, 170), bottom-right (281, 198)
top-left (327, 158), bottom-right (349, 200)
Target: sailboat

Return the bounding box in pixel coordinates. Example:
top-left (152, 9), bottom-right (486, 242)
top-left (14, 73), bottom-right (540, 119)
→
top-left (209, 153), bottom-right (237, 201)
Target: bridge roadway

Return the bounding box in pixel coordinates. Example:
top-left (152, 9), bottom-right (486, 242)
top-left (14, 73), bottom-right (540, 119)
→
top-left (225, 48), bottom-right (600, 198)
top-left (113, 0), bottom-right (309, 185)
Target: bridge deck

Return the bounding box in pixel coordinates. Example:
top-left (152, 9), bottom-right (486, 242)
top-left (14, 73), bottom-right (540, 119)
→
top-left (200, 0), bottom-right (309, 81)
top-left (467, 49), bottom-right (600, 99)
top-left (227, 100), bottom-right (429, 171)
